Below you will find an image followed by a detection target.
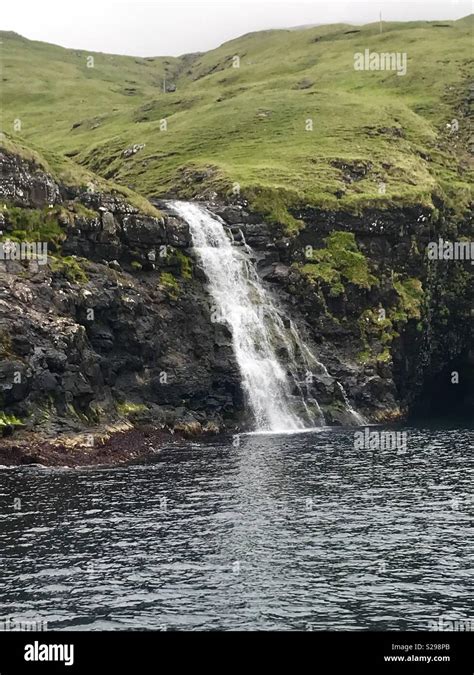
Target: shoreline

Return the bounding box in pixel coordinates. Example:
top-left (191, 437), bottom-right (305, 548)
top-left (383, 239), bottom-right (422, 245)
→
top-left (0, 424), bottom-right (197, 468)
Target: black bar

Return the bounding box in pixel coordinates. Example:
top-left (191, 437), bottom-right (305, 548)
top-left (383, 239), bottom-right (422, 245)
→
top-left (0, 631), bottom-right (471, 673)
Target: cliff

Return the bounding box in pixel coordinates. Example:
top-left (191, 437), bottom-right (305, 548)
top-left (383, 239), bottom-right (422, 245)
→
top-left (0, 143), bottom-right (243, 442)
top-left (0, 17), bottom-right (473, 459)
top-left (1, 140), bottom-right (472, 449)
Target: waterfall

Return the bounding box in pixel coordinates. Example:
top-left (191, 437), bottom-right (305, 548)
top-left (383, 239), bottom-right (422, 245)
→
top-left (169, 201), bottom-right (362, 432)
top-left (336, 382), bottom-right (366, 426)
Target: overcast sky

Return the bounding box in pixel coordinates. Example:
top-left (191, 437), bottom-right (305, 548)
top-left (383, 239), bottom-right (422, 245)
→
top-left (1, 0), bottom-right (471, 56)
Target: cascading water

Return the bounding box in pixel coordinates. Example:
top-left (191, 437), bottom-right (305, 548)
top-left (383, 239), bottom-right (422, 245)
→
top-left (169, 201), bottom-right (362, 432)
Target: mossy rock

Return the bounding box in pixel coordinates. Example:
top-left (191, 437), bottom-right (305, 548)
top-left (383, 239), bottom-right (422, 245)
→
top-left (50, 255), bottom-right (89, 283)
top-left (393, 277), bottom-right (424, 321)
top-left (117, 401), bottom-right (148, 417)
top-left (2, 205), bottom-right (67, 249)
top-left (298, 230), bottom-right (377, 294)
top-left (159, 271), bottom-right (180, 299)
top-left (0, 411), bottom-right (24, 435)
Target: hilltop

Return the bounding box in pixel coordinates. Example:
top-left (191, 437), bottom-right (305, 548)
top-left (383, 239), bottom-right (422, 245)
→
top-left (1, 16), bottom-right (473, 227)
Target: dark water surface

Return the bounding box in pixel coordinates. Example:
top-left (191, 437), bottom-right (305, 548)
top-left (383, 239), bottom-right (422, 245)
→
top-left (0, 425), bottom-right (472, 631)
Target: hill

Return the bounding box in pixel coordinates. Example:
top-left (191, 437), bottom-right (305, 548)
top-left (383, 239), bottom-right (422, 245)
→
top-left (1, 16), bottom-right (473, 228)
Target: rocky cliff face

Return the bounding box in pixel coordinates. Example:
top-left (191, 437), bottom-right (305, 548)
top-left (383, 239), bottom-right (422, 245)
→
top-left (209, 198), bottom-right (473, 421)
top-left (0, 149), bottom-right (243, 435)
top-left (0, 148), bottom-right (472, 438)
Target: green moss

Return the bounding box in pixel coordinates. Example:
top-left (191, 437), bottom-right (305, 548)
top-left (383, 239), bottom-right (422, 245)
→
top-left (393, 277), bottom-right (424, 321)
top-left (2, 206), bottom-right (66, 249)
top-left (131, 260), bottom-right (143, 270)
top-left (356, 349), bottom-right (372, 364)
top-left (159, 271), bottom-right (180, 299)
top-left (50, 255), bottom-right (88, 283)
top-left (357, 307), bottom-right (397, 364)
top-left (325, 232), bottom-right (377, 289)
top-left (300, 261), bottom-right (339, 284)
top-left (376, 347), bottom-right (392, 363)
top-left (299, 230), bottom-right (376, 295)
top-left (117, 401), bottom-right (147, 416)
top-left (304, 264), bottom-right (344, 296)
top-left (175, 249), bottom-right (192, 279)
top-left (356, 279), bottom-right (424, 364)
top-left (326, 231), bottom-right (359, 252)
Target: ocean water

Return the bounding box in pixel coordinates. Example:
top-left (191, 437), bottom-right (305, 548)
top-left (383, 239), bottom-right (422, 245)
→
top-left (0, 424), bottom-right (472, 631)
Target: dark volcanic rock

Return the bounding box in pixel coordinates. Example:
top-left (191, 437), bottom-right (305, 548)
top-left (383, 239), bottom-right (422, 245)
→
top-left (0, 149), bottom-right (243, 435)
top-left (0, 151), bottom-right (61, 207)
top-left (0, 147), bottom-right (472, 443)
top-left (206, 193), bottom-right (473, 421)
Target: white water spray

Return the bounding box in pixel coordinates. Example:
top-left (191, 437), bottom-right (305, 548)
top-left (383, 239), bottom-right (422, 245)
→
top-left (169, 201), bottom-right (362, 431)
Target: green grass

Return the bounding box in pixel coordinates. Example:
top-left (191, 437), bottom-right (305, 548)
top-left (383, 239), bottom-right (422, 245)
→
top-left (0, 136), bottom-right (162, 219)
top-left (0, 412), bottom-right (23, 427)
top-left (1, 16), bottom-right (473, 221)
top-left (2, 205), bottom-right (67, 248)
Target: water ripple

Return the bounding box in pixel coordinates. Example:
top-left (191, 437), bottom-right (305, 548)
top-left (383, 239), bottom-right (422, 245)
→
top-left (0, 425), bottom-right (472, 630)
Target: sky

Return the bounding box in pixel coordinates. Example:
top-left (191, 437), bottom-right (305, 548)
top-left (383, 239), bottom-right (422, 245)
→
top-left (1, 0), bottom-right (471, 56)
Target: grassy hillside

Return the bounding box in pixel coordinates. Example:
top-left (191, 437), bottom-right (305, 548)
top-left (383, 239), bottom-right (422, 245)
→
top-left (0, 135), bottom-right (162, 218)
top-left (1, 17), bottom-right (473, 226)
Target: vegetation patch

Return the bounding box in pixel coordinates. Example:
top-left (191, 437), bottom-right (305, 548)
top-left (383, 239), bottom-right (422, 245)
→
top-left (171, 249), bottom-right (193, 279)
top-left (357, 277), bottom-right (424, 363)
top-left (159, 271), bottom-right (180, 299)
top-left (244, 186), bottom-right (304, 235)
top-left (2, 18), bottom-right (471, 216)
top-left (298, 231), bottom-right (377, 295)
top-left (2, 206), bottom-right (67, 249)
top-left (358, 307), bottom-right (397, 364)
top-left (0, 412), bottom-right (23, 428)
top-left (393, 277), bottom-right (424, 321)
top-left (50, 255), bottom-right (89, 283)
top-left (117, 401), bottom-right (147, 417)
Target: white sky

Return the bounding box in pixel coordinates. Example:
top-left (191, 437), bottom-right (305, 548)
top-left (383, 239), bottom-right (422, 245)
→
top-left (1, 0), bottom-right (471, 56)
